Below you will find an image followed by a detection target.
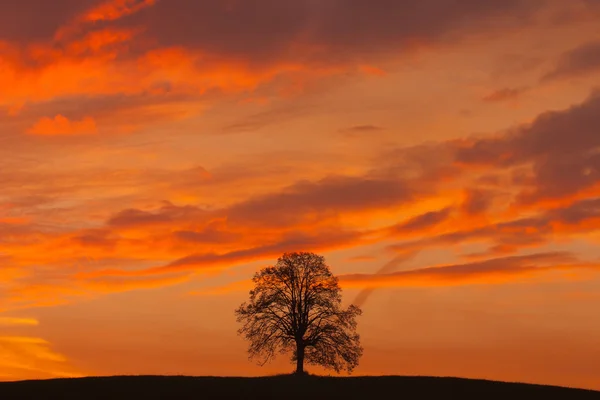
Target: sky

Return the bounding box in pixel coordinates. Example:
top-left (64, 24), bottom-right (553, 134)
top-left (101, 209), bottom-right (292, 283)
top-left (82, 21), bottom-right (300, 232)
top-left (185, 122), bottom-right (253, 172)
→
top-left (1, 0), bottom-right (600, 390)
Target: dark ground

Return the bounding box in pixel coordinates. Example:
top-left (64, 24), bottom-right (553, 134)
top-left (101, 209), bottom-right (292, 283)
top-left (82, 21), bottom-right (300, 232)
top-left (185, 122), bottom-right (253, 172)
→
top-left (1, 375), bottom-right (599, 400)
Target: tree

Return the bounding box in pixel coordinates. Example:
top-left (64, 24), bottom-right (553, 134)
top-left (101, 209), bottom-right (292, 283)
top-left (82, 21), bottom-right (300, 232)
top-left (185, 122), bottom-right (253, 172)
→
top-left (235, 251), bottom-right (363, 375)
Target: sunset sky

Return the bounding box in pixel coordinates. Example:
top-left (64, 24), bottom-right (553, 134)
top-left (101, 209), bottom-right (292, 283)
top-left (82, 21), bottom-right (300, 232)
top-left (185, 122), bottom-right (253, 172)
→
top-left (1, 0), bottom-right (600, 390)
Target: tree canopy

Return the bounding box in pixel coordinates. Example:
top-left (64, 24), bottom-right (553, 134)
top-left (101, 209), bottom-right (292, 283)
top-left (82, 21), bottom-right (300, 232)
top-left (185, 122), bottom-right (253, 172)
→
top-left (235, 252), bottom-right (363, 374)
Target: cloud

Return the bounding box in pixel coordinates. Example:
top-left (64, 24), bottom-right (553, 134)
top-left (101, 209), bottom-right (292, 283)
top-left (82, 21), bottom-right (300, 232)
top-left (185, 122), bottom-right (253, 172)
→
top-left (107, 203), bottom-right (206, 229)
top-left (0, 317), bottom-right (38, 327)
top-left (461, 189), bottom-right (496, 215)
top-left (4, 267), bottom-right (192, 311)
top-left (81, 271), bottom-right (190, 293)
top-left (173, 226), bottom-right (240, 245)
top-left (352, 252), bottom-right (418, 307)
top-left (386, 207), bottom-right (453, 237)
top-left (455, 91), bottom-right (600, 205)
top-left (5, 160), bottom-right (432, 306)
top-left (0, 0), bottom-right (555, 103)
top-left (482, 87), bottom-right (528, 103)
top-left (0, 339), bottom-right (83, 379)
top-left (185, 252), bottom-right (597, 300)
top-left (52, 223), bottom-right (369, 283)
top-left (0, 30), bottom-right (321, 125)
top-left (543, 40), bottom-right (600, 81)
top-left (150, 228), bottom-right (368, 275)
top-left (50, 0), bottom-right (156, 44)
top-left (225, 175), bottom-right (417, 228)
top-left (339, 252), bottom-right (594, 289)
top-left (26, 115), bottom-right (97, 136)
top-left (340, 125), bottom-right (386, 137)
top-left (7, 83), bottom-right (600, 307)
top-left (0, 0), bottom-right (97, 42)
top-left (70, 229), bottom-right (118, 250)
top-left (0, 0), bottom-right (590, 137)
top-left (389, 196), bottom-right (600, 260)
top-left (359, 65), bottom-right (387, 76)
top-left (545, 197), bottom-right (600, 232)
top-left (221, 104), bottom-right (317, 133)
top-left (83, 0), bottom-right (156, 23)
top-left (456, 91), bottom-right (600, 165)
top-left (13, 91), bottom-right (204, 129)
top-left (347, 255), bottom-right (377, 262)
top-left (4, 64), bottom-right (600, 312)
top-left (0, 319), bottom-right (82, 379)
top-left (342, 125), bottom-right (385, 133)
top-left (117, 0), bottom-right (547, 66)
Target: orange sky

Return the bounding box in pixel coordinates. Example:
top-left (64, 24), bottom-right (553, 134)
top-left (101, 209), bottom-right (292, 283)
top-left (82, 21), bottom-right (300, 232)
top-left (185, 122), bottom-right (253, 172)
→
top-left (1, 0), bottom-right (600, 390)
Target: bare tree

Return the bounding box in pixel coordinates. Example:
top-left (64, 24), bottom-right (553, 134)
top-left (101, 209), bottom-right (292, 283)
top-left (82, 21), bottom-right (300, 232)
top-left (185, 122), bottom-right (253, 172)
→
top-left (235, 252), bottom-right (363, 375)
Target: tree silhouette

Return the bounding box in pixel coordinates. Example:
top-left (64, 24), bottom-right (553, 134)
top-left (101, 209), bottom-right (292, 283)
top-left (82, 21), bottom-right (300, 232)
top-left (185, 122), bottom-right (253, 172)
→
top-left (235, 252), bottom-right (363, 375)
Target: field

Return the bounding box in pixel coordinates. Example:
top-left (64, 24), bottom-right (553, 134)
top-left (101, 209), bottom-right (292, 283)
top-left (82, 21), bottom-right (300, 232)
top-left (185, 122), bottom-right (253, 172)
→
top-left (1, 375), bottom-right (599, 399)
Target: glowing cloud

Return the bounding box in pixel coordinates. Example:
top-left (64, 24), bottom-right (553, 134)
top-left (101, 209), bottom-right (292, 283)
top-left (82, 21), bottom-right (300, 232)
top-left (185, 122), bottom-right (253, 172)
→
top-left (27, 115), bottom-right (97, 136)
top-left (0, 318), bottom-right (39, 327)
top-left (84, 0), bottom-right (157, 23)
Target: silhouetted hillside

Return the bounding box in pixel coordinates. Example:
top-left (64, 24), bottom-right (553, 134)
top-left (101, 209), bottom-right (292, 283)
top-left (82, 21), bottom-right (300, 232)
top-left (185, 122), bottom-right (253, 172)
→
top-left (1, 375), bottom-right (599, 399)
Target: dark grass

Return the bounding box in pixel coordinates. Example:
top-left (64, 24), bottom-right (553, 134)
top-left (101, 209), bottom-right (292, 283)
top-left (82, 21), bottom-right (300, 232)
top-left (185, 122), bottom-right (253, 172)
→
top-left (1, 374), bottom-right (599, 400)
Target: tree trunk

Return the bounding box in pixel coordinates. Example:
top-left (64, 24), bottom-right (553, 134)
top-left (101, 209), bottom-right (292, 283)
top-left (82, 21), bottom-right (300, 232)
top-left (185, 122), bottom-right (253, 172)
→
top-left (295, 342), bottom-right (305, 375)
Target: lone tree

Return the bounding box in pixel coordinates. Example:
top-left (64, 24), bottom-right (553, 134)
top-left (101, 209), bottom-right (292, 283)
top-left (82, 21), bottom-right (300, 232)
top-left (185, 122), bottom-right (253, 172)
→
top-left (235, 252), bottom-right (363, 375)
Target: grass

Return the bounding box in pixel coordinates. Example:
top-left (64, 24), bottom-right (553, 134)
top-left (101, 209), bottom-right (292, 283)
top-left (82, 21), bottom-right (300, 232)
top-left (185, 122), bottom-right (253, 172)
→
top-left (1, 374), bottom-right (599, 399)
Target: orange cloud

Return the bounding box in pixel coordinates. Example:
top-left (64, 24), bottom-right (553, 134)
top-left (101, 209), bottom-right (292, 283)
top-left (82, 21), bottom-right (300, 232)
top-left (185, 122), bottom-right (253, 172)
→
top-left (359, 65), bottom-right (387, 77)
top-left (1, 87), bottom-right (599, 314)
top-left (27, 115), bottom-right (97, 136)
top-left (0, 217), bottom-right (30, 225)
top-left (456, 92), bottom-right (600, 207)
top-left (482, 87), bottom-right (528, 103)
top-left (347, 255), bottom-right (377, 262)
top-left (87, 228), bottom-right (370, 279)
top-left (542, 40), bottom-right (600, 82)
top-left (81, 272), bottom-right (191, 293)
top-left (339, 253), bottom-right (598, 289)
top-left (0, 318), bottom-right (38, 327)
top-left (0, 318), bottom-right (83, 380)
top-left (1, 153), bottom-right (598, 312)
top-left (0, 0), bottom-right (573, 135)
top-left (384, 207), bottom-right (454, 238)
top-left (68, 28), bottom-right (137, 54)
top-left (4, 270), bottom-right (193, 312)
top-left (0, 336), bottom-right (83, 380)
top-left (84, 0), bottom-right (157, 23)
top-left (0, 36), bottom-right (339, 130)
top-left (185, 253), bottom-right (600, 298)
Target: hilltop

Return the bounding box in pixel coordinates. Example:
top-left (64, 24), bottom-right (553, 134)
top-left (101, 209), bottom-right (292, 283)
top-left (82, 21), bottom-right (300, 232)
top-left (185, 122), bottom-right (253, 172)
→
top-left (1, 375), bottom-right (599, 399)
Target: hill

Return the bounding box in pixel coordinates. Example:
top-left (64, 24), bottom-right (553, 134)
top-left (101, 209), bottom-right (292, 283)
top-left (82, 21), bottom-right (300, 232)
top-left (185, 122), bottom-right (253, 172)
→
top-left (1, 375), bottom-right (599, 399)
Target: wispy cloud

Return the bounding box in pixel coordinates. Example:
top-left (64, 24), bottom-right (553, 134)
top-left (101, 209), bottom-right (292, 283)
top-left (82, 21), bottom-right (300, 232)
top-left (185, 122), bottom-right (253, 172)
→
top-left (340, 125), bottom-right (385, 134)
top-left (27, 115), bottom-right (97, 136)
top-left (184, 252), bottom-right (598, 301)
top-left (542, 40), bottom-right (600, 81)
top-left (482, 87), bottom-right (528, 103)
top-left (0, 318), bottom-right (83, 380)
top-left (340, 252), bottom-right (591, 289)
